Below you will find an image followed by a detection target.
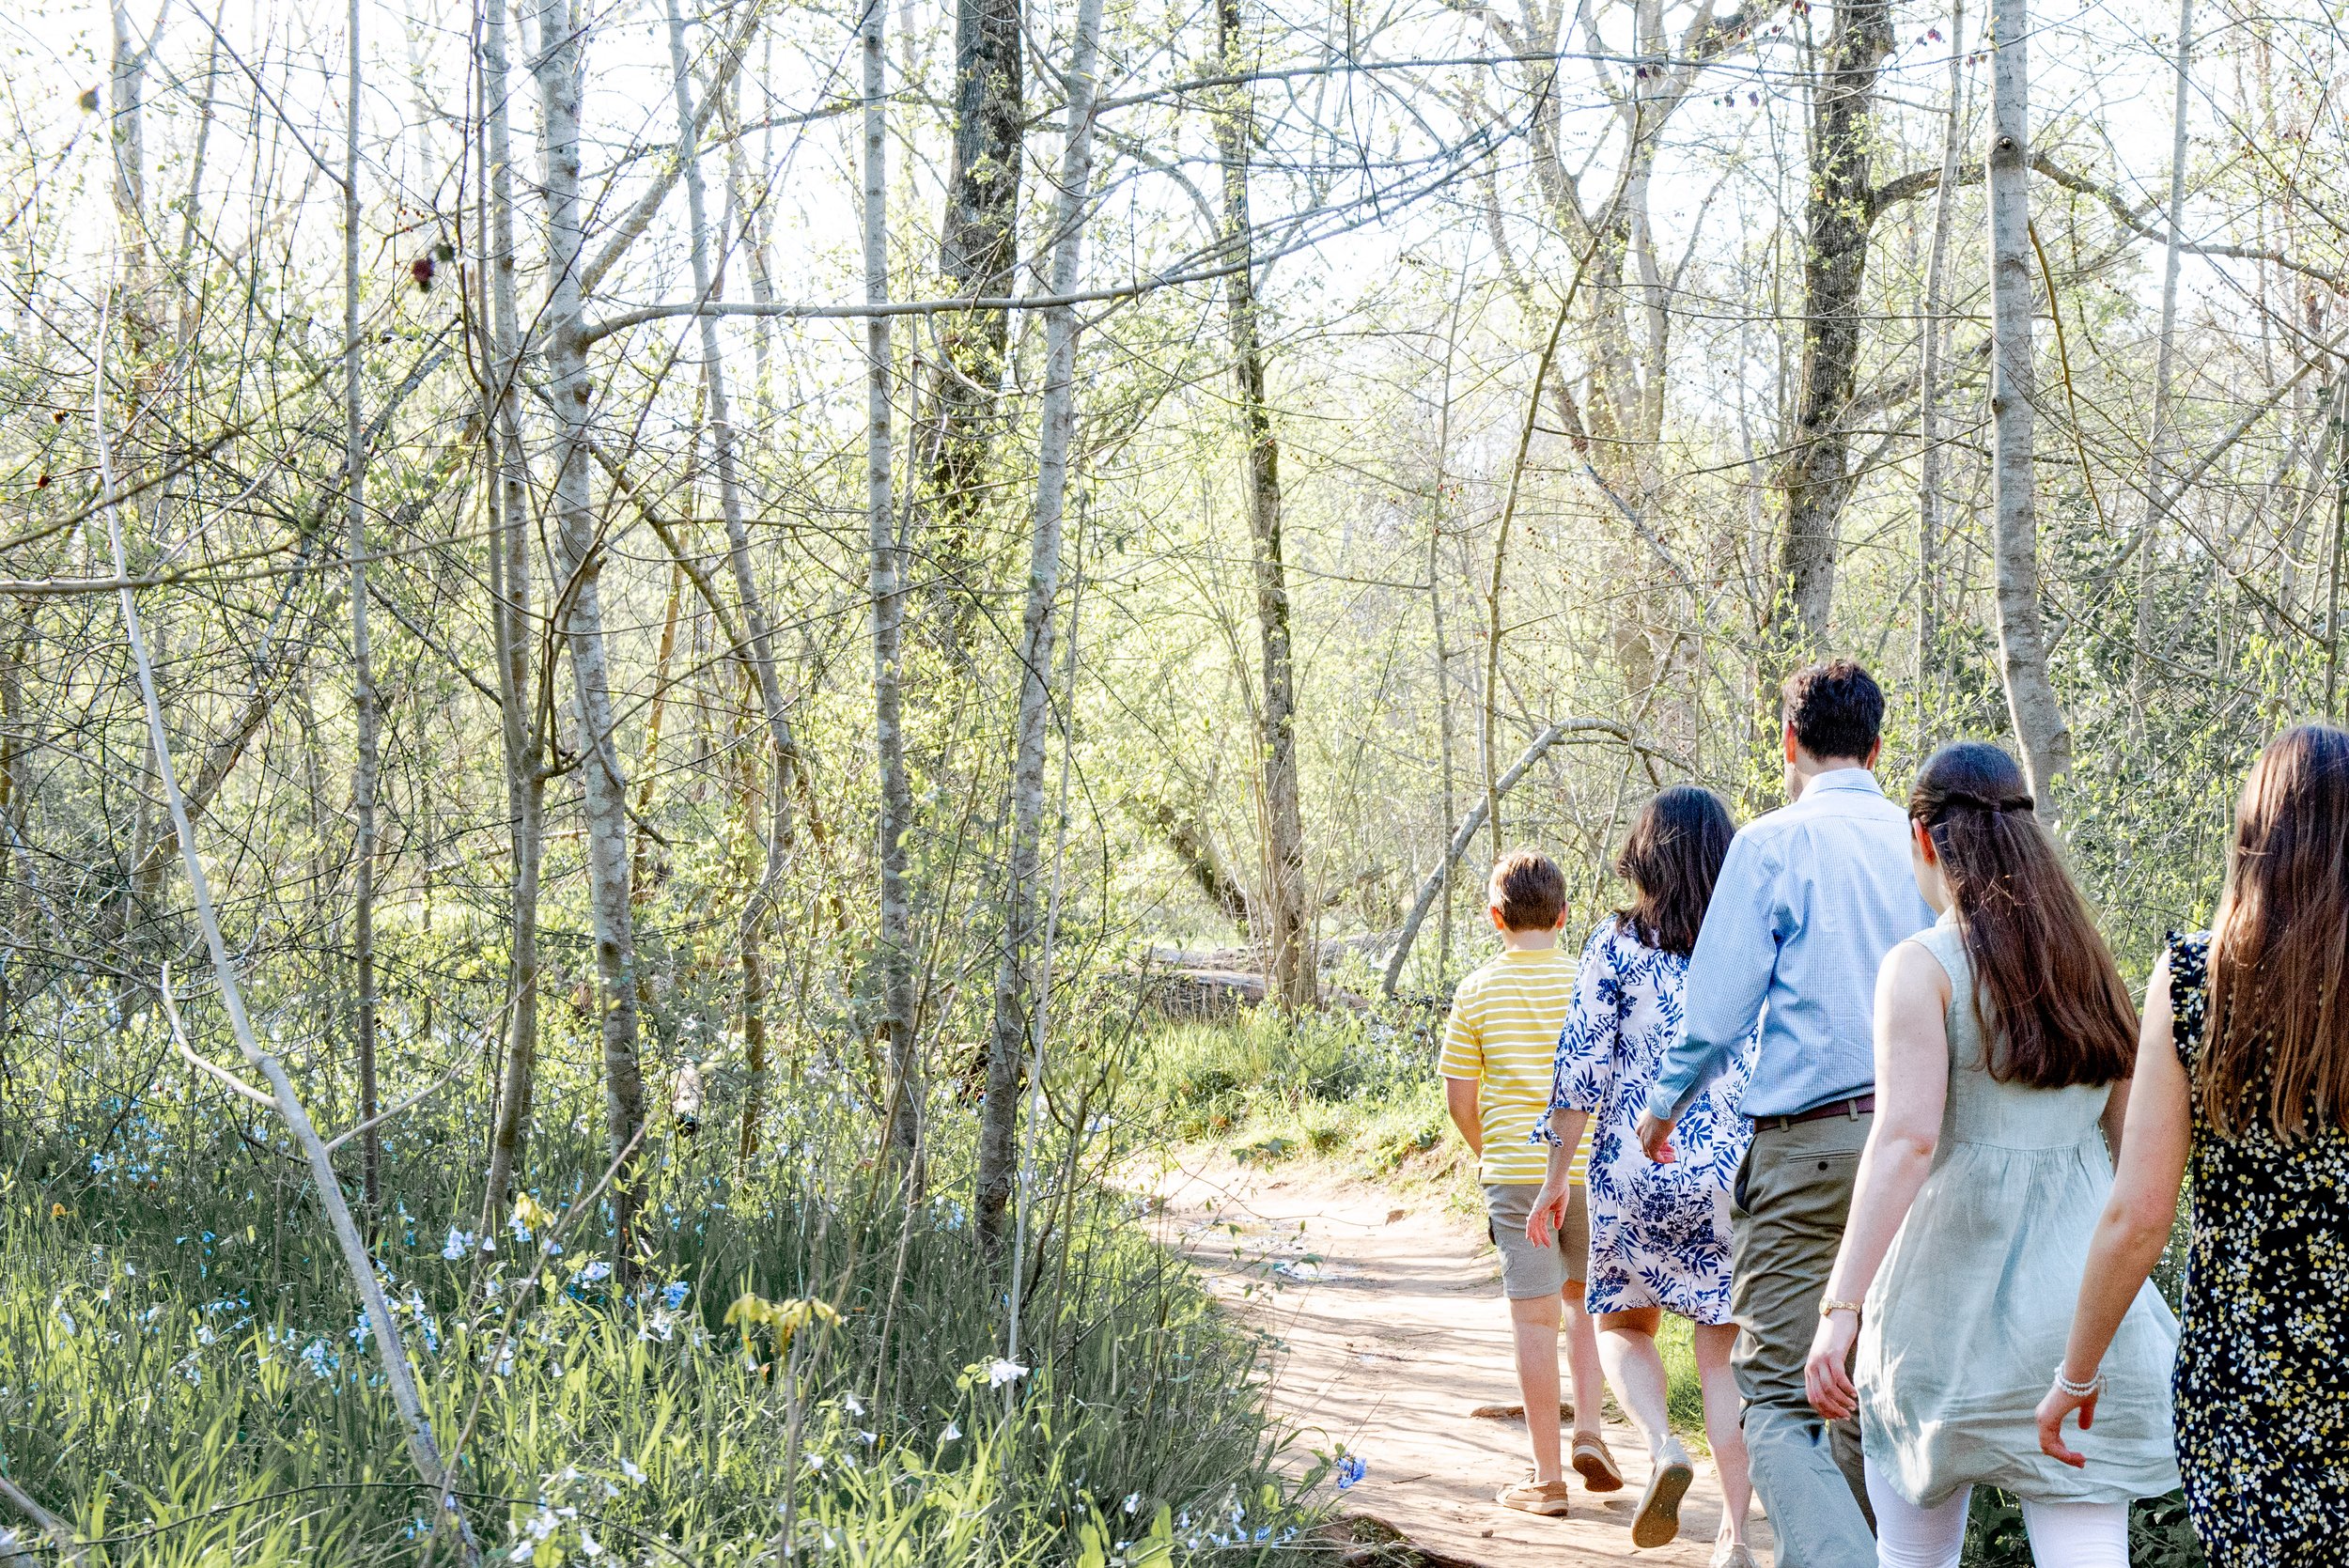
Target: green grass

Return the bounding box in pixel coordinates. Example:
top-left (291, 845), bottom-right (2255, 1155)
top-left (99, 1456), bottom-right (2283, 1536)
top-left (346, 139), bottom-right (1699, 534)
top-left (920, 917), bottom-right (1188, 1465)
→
top-left (0, 996), bottom-right (1334, 1566)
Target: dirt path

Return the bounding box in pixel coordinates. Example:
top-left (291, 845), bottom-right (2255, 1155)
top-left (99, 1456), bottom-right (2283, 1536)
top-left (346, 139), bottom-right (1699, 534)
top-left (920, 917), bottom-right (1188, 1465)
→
top-left (1147, 1151), bottom-right (1773, 1567)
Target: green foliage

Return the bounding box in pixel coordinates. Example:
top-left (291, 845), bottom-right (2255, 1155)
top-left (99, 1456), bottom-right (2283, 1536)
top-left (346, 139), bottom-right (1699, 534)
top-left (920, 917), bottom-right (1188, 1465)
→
top-left (0, 1028), bottom-right (1322, 1566)
top-left (1963, 1487), bottom-right (2204, 1567)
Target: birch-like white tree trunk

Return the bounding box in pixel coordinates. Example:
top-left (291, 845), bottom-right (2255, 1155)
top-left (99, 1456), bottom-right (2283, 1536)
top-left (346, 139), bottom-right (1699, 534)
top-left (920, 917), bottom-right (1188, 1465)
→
top-left (1986, 0), bottom-right (2073, 815)
top-left (344, 0), bottom-right (381, 1214)
top-left (2133, 0), bottom-right (2194, 714)
top-left (1915, 0), bottom-right (1967, 715)
top-left (109, 0), bottom-right (160, 323)
top-left (662, 0), bottom-right (803, 1162)
top-left (976, 0), bottom-right (1106, 1253)
top-left (478, 0), bottom-right (545, 1220)
top-left (863, 0), bottom-right (921, 1169)
top-left (530, 0), bottom-right (648, 1264)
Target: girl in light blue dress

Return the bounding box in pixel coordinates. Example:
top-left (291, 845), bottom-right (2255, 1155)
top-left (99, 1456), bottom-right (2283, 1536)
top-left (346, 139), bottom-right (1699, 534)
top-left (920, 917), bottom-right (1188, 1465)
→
top-left (1803, 742), bottom-right (2177, 1568)
top-left (1529, 785), bottom-right (1756, 1563)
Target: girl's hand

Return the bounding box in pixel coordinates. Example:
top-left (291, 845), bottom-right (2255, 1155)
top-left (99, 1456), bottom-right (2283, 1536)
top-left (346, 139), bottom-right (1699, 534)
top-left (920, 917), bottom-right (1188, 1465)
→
top-left (1523, 1181), bottom-right (1568, 1247)
top-left (2035, 1378), bottom-right (2100, 1468)
top-left (1802, 1310), bottom-right (1860, 1421)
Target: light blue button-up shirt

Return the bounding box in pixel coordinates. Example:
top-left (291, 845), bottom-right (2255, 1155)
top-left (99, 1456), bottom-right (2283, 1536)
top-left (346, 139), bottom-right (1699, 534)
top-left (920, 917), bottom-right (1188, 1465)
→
top-left (1646, 768), bottom-right (1936, 1123)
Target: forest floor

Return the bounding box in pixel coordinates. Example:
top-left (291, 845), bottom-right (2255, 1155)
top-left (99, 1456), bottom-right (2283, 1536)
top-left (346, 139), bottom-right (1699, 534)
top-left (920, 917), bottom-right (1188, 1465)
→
top-left (1143, 1149), bottom-right (1774, 1567)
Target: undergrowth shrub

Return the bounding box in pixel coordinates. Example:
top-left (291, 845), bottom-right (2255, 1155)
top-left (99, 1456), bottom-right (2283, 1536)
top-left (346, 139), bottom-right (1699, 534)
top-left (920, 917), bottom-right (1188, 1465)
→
top-left (0, 997), bottom-right (1330, 1566)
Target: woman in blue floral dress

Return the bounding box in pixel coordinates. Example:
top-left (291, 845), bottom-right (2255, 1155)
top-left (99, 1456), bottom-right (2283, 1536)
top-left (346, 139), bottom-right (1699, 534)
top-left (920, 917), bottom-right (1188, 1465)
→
top-left (1528, 785), bottom-right (1756, 1563)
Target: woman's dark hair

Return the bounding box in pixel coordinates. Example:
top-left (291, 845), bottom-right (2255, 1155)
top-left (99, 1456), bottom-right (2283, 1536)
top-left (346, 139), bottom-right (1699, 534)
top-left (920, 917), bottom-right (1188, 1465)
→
top-left (2203, 723), bottom-right (2349, 1139)
top-left (1615, 786), bottom-right (1736, 957)
top-left (1910, 741), bottom-right (2137, 1088)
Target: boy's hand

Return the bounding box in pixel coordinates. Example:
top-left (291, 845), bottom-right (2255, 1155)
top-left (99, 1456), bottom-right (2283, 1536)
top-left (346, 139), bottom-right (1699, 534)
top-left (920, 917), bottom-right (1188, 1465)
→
top-left (1524, 1181), bottom-right (1568, 1248)
top-left (1636, 1110), bottom-right (1678, 1163)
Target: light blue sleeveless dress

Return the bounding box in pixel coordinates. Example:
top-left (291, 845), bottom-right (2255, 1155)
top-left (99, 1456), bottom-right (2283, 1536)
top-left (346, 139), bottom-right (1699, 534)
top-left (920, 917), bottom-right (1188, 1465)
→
top-left (1856, 919), bottom-right (2181, 1508)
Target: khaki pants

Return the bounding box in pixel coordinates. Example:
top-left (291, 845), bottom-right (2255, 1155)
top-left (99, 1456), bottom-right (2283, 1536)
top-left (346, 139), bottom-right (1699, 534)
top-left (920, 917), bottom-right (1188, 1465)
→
top-left (1732, 1110), bottom-right (1876, 1568)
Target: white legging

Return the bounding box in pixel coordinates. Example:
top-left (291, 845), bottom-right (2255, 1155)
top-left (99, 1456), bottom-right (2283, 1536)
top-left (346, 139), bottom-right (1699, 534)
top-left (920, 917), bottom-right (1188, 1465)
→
top-left (1865, 1457), bottom-right (2128, 1568)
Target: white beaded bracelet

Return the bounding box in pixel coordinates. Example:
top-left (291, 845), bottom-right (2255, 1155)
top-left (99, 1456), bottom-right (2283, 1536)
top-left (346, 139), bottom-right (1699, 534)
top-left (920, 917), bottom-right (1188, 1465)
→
top-left (2052, 1363), bottom-right (2105, 1398)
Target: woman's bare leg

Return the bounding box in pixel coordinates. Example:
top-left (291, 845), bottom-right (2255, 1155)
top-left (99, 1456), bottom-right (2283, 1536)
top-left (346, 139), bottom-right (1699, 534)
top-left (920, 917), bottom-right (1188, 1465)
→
top-left (1595, 1307), bottom-right (1672, 1455)
top-left (1692, 1320), bottom-right (1751, 1546)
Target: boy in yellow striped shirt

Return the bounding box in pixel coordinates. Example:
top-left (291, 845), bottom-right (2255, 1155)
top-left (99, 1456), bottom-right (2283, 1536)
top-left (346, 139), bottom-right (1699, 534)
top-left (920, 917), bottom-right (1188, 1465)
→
top-left (1439, 849), bottom-right (1620, 1517)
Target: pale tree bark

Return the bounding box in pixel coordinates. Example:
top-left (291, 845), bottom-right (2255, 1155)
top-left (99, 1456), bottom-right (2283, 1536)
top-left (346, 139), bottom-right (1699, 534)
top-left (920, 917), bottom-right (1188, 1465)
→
top-left (110, 0), bottom-right (167, 334)
top-left (478, 0), bottom-right (544, 1221)
top-left (1915, 0), bottom-right (1967, 716)
top-left (1213, 0), bottom-right (1311, 1013)
top-left (1767, 0), bottom-right (1896, 678)
top-left (920, 0), bottom-right (1023, 639)
top-left (863, 0), bottom-right (921, 1170)
top-left (344, 0), bottom-right (381, 1214)
top-left (1986, 0), bottom-right (2073, 815)
top-left (717, 79), bottom-right (779, 416)
top-left (530, 0), bottom-right (649, 1266)
top-left (2132, 0), bottom-right (2194, 716)
top-left (976, 0), bottom-right (1106, 1255)
top-left (662, 0), bottom-right (804, 1164)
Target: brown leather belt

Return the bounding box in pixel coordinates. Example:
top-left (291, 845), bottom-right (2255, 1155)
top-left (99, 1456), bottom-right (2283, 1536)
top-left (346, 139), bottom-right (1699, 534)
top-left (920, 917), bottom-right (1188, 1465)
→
top-left (1751, 1094), bottom-right (1875, 1133)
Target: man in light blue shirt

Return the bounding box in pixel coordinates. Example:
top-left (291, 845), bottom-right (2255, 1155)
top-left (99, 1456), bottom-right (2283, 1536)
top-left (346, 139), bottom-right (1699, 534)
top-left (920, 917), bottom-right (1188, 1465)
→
top-left (1637, 660), bottom-right (1932, 1568)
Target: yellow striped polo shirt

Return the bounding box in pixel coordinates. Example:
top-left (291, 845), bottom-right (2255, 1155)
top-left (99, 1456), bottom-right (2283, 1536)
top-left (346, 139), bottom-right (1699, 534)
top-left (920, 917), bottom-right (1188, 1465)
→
top-left (1438, 945), bottom-right (1590, 1186)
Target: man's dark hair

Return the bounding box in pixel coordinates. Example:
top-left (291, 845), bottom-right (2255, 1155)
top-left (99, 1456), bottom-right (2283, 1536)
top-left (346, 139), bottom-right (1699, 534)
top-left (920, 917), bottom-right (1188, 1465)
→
top-left (1487, 849), bottom-right (1565, 931)
top-left (1781, 659), bottom-right (1884, 762)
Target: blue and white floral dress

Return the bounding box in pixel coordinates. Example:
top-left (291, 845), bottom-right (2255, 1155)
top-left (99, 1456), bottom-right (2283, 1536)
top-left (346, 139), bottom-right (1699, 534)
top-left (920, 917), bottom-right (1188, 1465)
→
top-left (1534, 917), bottom-right (1755, 1323)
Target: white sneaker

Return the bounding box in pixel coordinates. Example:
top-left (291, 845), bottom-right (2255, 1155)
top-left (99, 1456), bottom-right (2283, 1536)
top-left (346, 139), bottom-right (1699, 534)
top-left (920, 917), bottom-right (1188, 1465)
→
top-left (1631, 1437), bottom-right (1694, 1548)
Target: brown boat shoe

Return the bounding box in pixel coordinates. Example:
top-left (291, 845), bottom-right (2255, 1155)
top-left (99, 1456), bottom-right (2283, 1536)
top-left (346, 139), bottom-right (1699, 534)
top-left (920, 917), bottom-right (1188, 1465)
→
top-left (1495, 1477), bottom-right (1573, 1517)
top-left (1571, 1432), bottom-right (1626, 1492)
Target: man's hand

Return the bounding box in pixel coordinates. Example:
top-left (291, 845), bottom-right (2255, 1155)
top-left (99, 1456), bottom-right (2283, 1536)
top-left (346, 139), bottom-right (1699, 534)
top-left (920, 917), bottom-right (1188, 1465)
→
top-left (1635, 1110), bottom-right (1678, 1164)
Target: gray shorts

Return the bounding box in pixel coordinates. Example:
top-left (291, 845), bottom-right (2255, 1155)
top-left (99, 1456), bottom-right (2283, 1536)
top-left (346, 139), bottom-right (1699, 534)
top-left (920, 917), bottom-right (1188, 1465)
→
top-left (1483, 1183), bottom-right (1590, 1300)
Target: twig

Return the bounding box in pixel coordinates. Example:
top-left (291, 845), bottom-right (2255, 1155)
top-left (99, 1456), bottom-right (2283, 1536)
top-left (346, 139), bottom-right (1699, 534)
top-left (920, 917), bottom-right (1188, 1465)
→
top-left (159, 962), bottom-right (274, 1109)
top-left (2026, 219), bottom-right (2110, 535)
top-left (0, 1466), bottom-right (82, 1563)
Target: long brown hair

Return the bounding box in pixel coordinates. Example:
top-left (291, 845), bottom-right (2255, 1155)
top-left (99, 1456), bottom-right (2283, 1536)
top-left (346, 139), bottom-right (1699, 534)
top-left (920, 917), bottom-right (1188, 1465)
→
top-left (1615, 785), bottom-right (1735, 957)
top-left (1910, 742), bottom-right (2137, 1087)
top-left (2202, 723), bottom-right (2349, 1138)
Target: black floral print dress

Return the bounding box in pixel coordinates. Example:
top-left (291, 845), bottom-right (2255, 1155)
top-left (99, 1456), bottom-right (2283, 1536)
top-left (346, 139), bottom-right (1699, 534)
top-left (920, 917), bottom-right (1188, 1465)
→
top-left (2169, 933), bottom-right (2349, 1564)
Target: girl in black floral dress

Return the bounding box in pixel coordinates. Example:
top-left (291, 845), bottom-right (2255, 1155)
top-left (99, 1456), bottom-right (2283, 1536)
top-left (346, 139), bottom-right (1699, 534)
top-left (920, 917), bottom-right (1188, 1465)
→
top-left (2039, 722), bottom-right (2349, 1565)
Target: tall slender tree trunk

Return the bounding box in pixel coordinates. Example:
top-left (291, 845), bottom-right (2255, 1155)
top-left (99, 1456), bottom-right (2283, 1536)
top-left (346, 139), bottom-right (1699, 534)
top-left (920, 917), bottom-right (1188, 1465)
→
top-left (1916, 0), bottom-right (1967, 717)
top-left (531, 0), bottom-right (648, 1265)
top-left (2133, 0), bottom-right (2194, 716)
top-left (976, 0), bottom-right (1105, 1254)
top-left (110, 0), bottom-right (157, 342)
top-left (863, 0), bottom-right (920, 1170)
top-left (0, 609), bottom-right (27, 1029)
top-left (662, 0), bottom-right (802, 1163)
top-left (479, 0), bottom-right (544, 1221)
top-left (1213, 0), bottom-right (1311, 1013)
top-left (1986, 0), bottom-right (2073, 815)
top-left (344, 0), bottom-right (381, 1215)
top-left (1768, 0), bottom-right (1896, 680)
top-left (921, 0), bottom-right (1022, 639)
